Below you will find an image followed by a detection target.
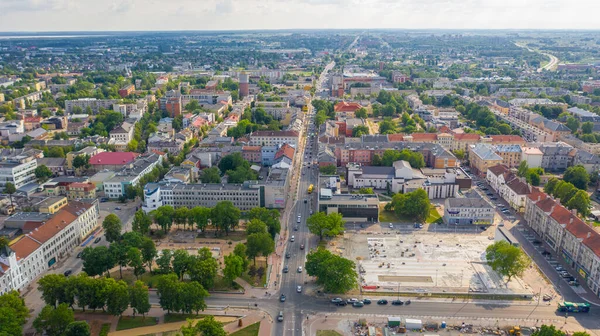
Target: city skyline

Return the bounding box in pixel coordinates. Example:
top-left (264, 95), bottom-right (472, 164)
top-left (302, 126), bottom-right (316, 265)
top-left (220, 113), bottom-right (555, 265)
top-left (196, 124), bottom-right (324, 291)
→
top-left (1, 0), bottom-right (600, 32)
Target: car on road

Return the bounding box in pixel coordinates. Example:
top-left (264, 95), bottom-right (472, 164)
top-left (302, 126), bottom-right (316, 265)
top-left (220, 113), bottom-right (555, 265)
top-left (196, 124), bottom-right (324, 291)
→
top-left (283, 265), bottom-right (288, 273)
top-left (490, 197), bottom-right (498, 200)
top-left (297, 266), bottom-right (303, 273)
top-left (331, 298), bottom-right (343, 304)
top-left (63, 270), bottom-right (72, 277)
top-left (377, 299), bottom-right (388, 305)
top-left (297, 286), bottom-right (302, 293)
top-left (294, 226), bottom-right (298, 231)
top-left (568, 281), bottom-right (580, 286)
top-left (389, 223), bottom-right (394, 228)
top-left (285, 252), bottom-right (291, 258)
top-left (362, 299), bottom-right (371, 304)
top-left (353, 301), bottom-right (364, 307)
top-left (277, 311), bottom-right (284, 322)
top-left (290, 236), bottom-right (295, 242)
top-left (346, 298), bottom-right (358, 303)
top-left (414, 223), bottom-right (423, 229)
top-left (336, 301), bottom-right (347, 306)
top-left (300, 244), bottom-right (305, 250)
top-left (94, 237), bottom-right (101, 244)
top-left (76, 252), bottom-right (82, 258)
top-left (280, 294), bottom-right (286, 302)
top-left (100, 197), bottom-right (109, 202)
top-left (115, 207), bottom-right (121, 210)
top-left (391, 300), bottom-right (404, 305)
top-left (304, 199), bottom-right (307, 203)
top-left (555, 266), bottom-right (564, 271)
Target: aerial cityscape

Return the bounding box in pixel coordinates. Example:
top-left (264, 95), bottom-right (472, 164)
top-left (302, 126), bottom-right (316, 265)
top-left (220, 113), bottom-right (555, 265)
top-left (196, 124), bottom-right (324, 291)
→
top-left (1, 20), bottom-right (600, 336)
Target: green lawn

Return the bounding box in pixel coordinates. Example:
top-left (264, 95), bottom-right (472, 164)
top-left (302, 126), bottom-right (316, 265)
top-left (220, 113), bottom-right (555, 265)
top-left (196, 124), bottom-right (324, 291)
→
top-left (116, 316), bottom-right (158, 331)
top-left (317, 331), bottom-right (343, 336)
top-left (99, 323), bottom-right (111, 336)
top-left (426, 205), bottom-right (442, 224)
top-left (212, 276), bottom-right (243, 291)
top-left (230, 322), bottom-right (261, 336)
top-left (593, 221), bottom-right (600, 227)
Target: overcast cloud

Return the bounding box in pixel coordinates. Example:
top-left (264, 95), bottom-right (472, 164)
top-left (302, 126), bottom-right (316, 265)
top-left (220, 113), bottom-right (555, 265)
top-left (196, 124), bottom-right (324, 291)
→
top-left (0, 0), bottom-right (598, 31)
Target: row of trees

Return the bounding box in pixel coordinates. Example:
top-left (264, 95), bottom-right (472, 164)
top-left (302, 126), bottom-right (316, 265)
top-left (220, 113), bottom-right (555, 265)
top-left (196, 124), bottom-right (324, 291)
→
top-left (0, 291), bottom-right (29, 335)
top-left (154, 248), bottom-right (218, 289)
top-left (149, 201), bottom-right (240, 236)
top-left (38, 273), bottom-right (150, 317)
top-left (307, 212), bottom-right (345, 241)
top-left (372, 149), bottom-right (426, 169)
top-left (217, 152), bottom-right (258, 183)
top-left (460, 103), bottom-right (518, 136)
top-left (544, 178), bottom-right (591, 217)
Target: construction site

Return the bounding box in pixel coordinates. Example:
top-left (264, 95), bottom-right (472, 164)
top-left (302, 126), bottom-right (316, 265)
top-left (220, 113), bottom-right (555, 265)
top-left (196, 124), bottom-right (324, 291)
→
top-left (337, 230), bottom-right (533, 297)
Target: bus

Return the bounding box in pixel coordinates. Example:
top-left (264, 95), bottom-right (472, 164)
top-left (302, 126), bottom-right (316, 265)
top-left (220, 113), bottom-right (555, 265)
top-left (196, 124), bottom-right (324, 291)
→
top-left (308, 184), bottom-right (314, 194)
top-left (557, 302), bottom-right (590, 313)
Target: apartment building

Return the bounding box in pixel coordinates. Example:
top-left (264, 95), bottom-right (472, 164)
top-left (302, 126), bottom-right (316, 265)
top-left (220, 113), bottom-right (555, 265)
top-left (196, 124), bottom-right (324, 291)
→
top-left (65, 182), bottom-right (96, 200)
top-left (0, 202), bottom-right (99, 294)
top-left (539, 142), bottom-right (575, 172)
top-left (109, 121), bottom-right (135, 148)
top-left (118, 84), bottom-right (135, 98)
top-left (249, 130), bottom-right (299, 147)
top-left (468, 144), bottom-right (503, 176)
top-left (89, 152), bottom-right (140, 172)
top-left (65, 98), bottom-right (119, 114)
top-left (524, 189), bottom-right (600, 298)
top-left (66, 146), bottom-right (104, 173)
top-left (103, 153), bottom-right (163, 199)
top-left (486, 165), bottom-right (531, 212)
top-left (443, 198), bottom-right (494, 225)
top-left (0, 148), bottom-right (40, 189)
top-left (493, 144), bottom-right (522, 168)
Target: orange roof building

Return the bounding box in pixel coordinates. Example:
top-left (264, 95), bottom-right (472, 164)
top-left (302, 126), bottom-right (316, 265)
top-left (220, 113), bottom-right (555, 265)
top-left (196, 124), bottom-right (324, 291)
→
top-left (334, 101), bottom-right (363, 113)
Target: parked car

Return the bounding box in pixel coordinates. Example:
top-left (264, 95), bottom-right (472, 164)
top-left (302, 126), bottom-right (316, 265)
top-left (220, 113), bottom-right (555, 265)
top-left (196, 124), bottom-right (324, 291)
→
top-left (347, 298), bottom-right (358, 303)
top-left (63, 270), bottom-right (72, 277)
top-left (391, 300), bottom-right (404, 306)
top-left (115, 207), bottom-right (121, 210)
top-left (568, 281), bottom-right (580, 286)
top-left (377, 299), bottom-right (388, 305)
top-left (94, 237), bottom-right (101, 244)
top-left (336, 301), bottom-right (347, 306)
top-left (76, 252), bottom-right (82, 258)
top-left (362, 298), bottom-right (372, 304)
top-left (353, 301), bottom-right (364, 307)
top-left (331, 298), bottom-right (343, 304)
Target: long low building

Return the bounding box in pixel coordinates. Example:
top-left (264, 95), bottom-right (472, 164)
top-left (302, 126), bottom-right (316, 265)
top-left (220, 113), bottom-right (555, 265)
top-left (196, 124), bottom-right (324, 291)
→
top-left (443, 197), bottom-right (494, 225)
top-left (317, 174), bottom-right (379, 222)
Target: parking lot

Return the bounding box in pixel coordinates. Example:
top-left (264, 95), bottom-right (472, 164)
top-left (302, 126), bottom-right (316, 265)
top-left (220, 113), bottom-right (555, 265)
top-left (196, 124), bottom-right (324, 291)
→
top-left (339, 231), bottom-right (532, 296)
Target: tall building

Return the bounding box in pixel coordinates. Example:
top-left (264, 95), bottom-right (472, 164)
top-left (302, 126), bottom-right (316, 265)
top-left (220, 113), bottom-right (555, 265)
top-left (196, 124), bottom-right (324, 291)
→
top-left (239, 73), bottom-right (249, 97)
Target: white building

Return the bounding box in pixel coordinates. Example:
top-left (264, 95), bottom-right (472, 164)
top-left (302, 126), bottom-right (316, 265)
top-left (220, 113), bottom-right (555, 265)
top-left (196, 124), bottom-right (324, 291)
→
top-left (103, 153), bottom-right (163, 199)
top-left (443, 197), bottom-right (494, 225)
top-left (249, 130), bottom-right (299, 147)
top-left (65, 98), bottom-right (119, 114)
top-left (521, 147), bottom-right (543, 169)
top-left (0, 149), bottom-right (39, 189)
top-left (486, 165), bottom-right (532, 212)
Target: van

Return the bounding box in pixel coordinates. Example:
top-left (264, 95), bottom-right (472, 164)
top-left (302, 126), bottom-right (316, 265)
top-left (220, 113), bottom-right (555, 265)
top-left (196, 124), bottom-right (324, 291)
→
top-left (277, 311), bottom-right (283, 322)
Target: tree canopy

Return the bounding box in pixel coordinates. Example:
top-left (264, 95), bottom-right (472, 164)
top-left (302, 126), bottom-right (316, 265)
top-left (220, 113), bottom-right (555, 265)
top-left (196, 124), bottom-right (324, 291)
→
top-left (305, 248), bottom-right (357, 293)
top-left (486, 240), bottom-right (530, 282)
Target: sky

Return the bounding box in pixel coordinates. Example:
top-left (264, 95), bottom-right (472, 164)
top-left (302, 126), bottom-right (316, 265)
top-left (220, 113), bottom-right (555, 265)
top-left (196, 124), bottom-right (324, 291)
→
top-left (0, 0), bottom-right (599, 32)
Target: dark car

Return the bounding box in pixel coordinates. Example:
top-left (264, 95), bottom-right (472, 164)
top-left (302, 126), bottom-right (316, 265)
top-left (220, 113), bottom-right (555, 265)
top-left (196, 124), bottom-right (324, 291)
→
top-left (63, 270), bottom-right (72, 277)
top-left (391, 300), bottom-right (404, 306)
top-left (300, 244), bottom-right (305, 250)
top-left (352, 301), bottom-right (364, 307)
top-left (94, 237), bottom-right (101, 244)
top-left (377, 299), bottom-right (388, 305)
top-left (280, 294), bottom-right (286, 302)
top-left (362, 299), bottom-right (371, 304)
top-left (76, 252), bottom-right (82, 258)
top-left (283, 265), bottom-right (289, 273)
top-left (285, 252), bottom-right (291, 258)
top-left (336, 301), bottom-right (347, 306)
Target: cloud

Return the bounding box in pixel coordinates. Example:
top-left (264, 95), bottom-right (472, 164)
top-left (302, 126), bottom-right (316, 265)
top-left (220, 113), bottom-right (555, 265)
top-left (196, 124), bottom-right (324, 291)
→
top-left (215, 0), bottom-right (234, 14)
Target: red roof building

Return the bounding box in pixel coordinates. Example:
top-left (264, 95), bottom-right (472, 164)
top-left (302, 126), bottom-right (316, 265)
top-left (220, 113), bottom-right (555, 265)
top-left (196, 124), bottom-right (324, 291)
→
top-left (334, 102), bottom-right (363, 113)
top-left (89, 152), bottom-right (139, 171)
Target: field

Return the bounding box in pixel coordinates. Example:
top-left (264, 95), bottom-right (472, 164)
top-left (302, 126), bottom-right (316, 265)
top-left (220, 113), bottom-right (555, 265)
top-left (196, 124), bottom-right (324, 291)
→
top-left (229, 322), bottom-right (261, 336)
top-left (116, 316), bottom-right (158, 331)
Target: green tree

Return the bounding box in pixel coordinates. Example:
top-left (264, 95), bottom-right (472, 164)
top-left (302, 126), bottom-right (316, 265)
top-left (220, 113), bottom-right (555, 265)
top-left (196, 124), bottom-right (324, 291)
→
top-left (453, 149), bottom-right (465, 160)
top-left (223, 254), bottom-right (244, 284)
top-left (531, 325), bottom-right (565, 336)
top-left (82, 246), bottom-right (115, 277)
top-left (132, 210), bottom-right (152, 236)
top-left (33, 304), bottom-right (74, 336)
top-left (172, 250), bottom-right (191, 280)
top-left (554, 180), bottom-right (577, 203)
top-left (355, 107), bottom-right (368, 119)
top-left (307, 212), bottom-right (345, 241)
top-left (195, 315), bottom-right (226, 336)
top-left (189, 206), bottom-right (211, 232)
top-left (485, 241), bottom-right (531, 282)
top-left (38, 274), bottom-right (68, 307)
top-left (187, 248), bottom-right (218, 289)
top-left (102, 214), bottom-right (122, 243)
top-left (181, 281), bottom-right (209, 314)
top-left (497, 123), bottom-right (512, 135)
top-left (305, 248), bottom-right (357, 293)
top-left (247, 207), bottom-right (281, 239)
top-left (127, 247), bottom-right (146, 279)
top-left (105, 278), bottom-right (130, 316)
top-left (64, 321), bottom-right (91, 336)
top-left (357, 187), bottom-right (374, 194)
top-left (517, 161), bottom-right (529, 177)
top-left (581, 122), bottom-right (594, 134)
top-left (391, 189), bottom-right (431, 222)
top-left (0, 290), bottom-right (29, 336)
top-left (156, 274), bottom-right (182, 314)
top-left (233, 243), bottom-right (250, 272)
top-left (319, 164), bottom-right (337, 175)
top-left (246, 218), bottom-right (268, 235)
top-left (529, 172), bottom-right (541, 186)
top-left (35, 165), bottom-right (53, 182)
top-left (129, 281), bottom-right (151, 318)
top-left (174, 206), bottom-right (190, 230)
top-left (211, 201), bottom-right (241, 235)
top-left (200, 167), bottom-right (221, 183)
top-left (110, 243), bottom-right (129, 279)
top-left (563, 165), bottom-right (590, 190)
top-left (352, 125), bottom-right (370, 137)
top-left (140, 238), bottom-right (157, 273)
top-left (246, 232), bottom-right (275, 263)
top-left (566, 117), bottom-right (580, 133)
top-left (156, 249), bottom-right (173, 274)
top-left (72, 154), bottom-right (90, 173)
top-left (544, 177), bottom-right (560, 195)
top-left (566, 190), bottom-right (591, 217)
top-left (4, 182), bottom-right (16, 210)
top-left (153, 205), bottom-right (175, 233)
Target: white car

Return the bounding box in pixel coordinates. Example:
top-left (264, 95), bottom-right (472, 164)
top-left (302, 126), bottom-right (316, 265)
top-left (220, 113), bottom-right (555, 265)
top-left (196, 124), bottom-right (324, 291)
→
top-left (389, 223), bottom-right (394, 228)
top-left (297, 286), bottom-right (302, 293)
top-left (297, 266), bottom-right (303, 273)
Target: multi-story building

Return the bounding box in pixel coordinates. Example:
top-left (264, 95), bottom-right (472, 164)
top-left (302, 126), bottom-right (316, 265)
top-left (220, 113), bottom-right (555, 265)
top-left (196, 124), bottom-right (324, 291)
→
top-left (538, 142), bottom-right (575, 172)
top-left (109, 121), bottom-right (135, 148)
top-left (530, 116), bottom-right (572, 141)
top-left (582, 80), bottom-right (600, 94)
top-left (0, 148), bottom-right (39, 189)
top-left (65, 98), bottom-right (119, 114)
top-left (66, 182), bottom-right (96, 200)
top-left (443, 198), bottom-right (494, 225)
top-left (66, 146), bottom-right (104, 173)
top-left (242, 146), bottom-right (262, 164)
top-left (486, 165), bottom-right (531, 212)
top-left (103, 153), bottom-right (163, 199)
top-left (37, 196), bottom-right (68, 214)
top-left (89, 152), bottom-right (140, 172)
top-left (147, 141), bottom-right (184, 155)
top-left (250, 130), bottom-right (299, 147)
top-left (0, 201), bottom-right (99, 294)
top-left (36, 157), bottom-right (66, 176)
top-left (118, 84), bottom-right (135, 98)
top-left (567, 107), bottom-right (600, 123)
top-left (524, 188), bottom-right (600, 298)
top-left (468, 144), bottom-right (503, 176)
top-left (493, 144), bottom-right (522, 168)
